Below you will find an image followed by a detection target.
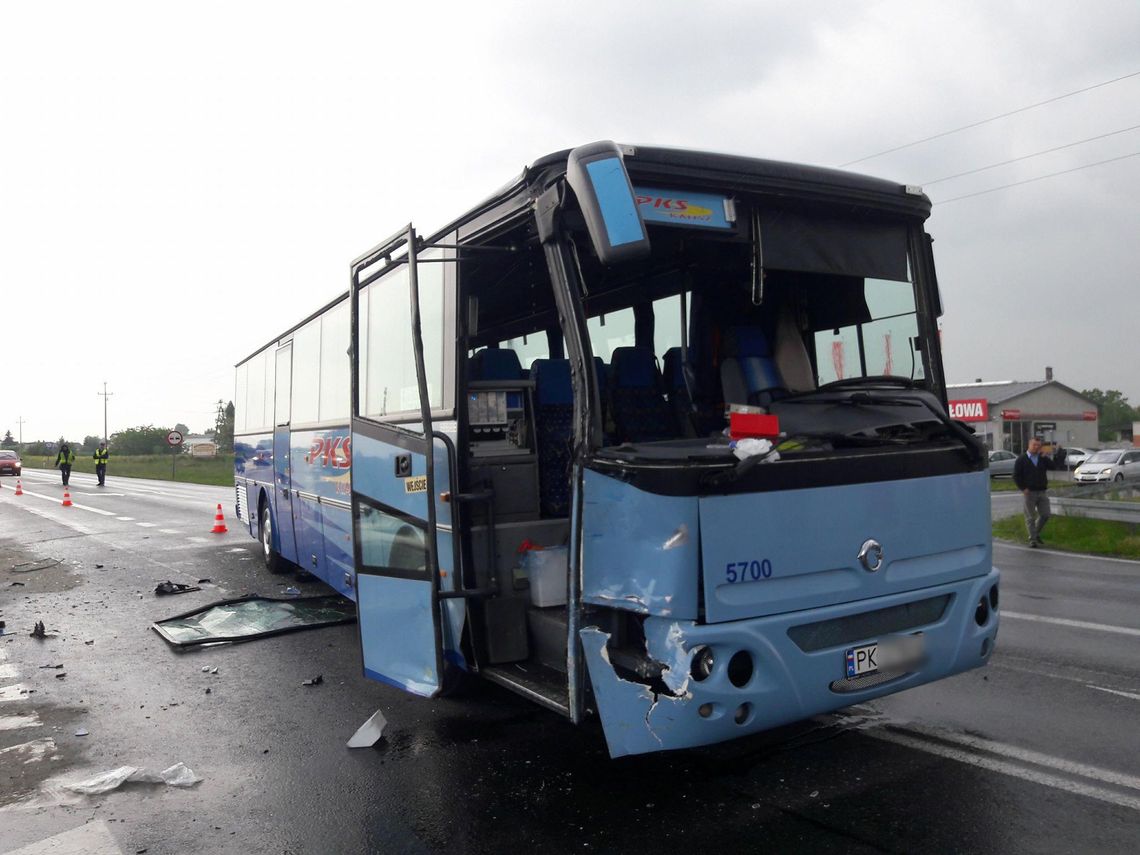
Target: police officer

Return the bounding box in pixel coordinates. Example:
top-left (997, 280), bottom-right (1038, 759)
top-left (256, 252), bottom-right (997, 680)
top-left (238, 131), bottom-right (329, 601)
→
top-left (55, 442), bottom-right (76, 487)
top-left (93, 441), bottom-right (110, 487)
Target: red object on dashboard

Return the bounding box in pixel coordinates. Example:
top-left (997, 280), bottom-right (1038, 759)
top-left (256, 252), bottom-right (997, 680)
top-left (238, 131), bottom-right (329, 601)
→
top-left (729, 413), bottom-right (780, 440)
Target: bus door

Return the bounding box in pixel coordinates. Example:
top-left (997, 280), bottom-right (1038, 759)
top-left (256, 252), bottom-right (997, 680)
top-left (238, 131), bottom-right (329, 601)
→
top-left (350, 226), bottom-right (450, 698)
top-left (272, 343), bottom-right (299, 565)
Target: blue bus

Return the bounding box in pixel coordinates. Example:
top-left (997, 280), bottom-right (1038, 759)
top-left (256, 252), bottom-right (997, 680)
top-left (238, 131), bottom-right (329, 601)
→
top-left (235, 142), bottom-right (999, 757)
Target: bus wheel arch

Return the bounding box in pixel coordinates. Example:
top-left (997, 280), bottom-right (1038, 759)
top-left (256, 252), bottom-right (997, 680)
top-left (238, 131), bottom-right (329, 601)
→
top-left (258, 492), bottom-right (288, 574)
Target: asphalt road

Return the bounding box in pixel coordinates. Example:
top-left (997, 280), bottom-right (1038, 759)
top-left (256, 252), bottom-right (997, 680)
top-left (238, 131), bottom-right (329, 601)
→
top-left (1, 470), bottom-right (1138, 854)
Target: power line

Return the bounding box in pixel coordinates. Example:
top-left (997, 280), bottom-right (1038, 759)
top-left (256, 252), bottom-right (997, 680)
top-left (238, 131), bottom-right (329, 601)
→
top-left (933, 150), bottom-right (1140, 205)
top-left (920, 124), bottom-right (1140, 185)
top-left (840, 70), bottom-right (1140, 167)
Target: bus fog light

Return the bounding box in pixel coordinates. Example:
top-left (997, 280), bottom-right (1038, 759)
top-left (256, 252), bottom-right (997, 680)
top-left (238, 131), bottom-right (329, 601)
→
top-left (727, 650), bottom-right (754, 688)
top-left (698, 703), bottom-right (714, 718)
top-left (974, 597), bottom-right (989, 626)
top-left (690, 646), bottom-right (715, 682)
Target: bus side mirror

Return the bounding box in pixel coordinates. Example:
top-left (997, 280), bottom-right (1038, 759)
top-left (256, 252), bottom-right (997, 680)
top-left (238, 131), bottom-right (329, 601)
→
top-left (566, 141), bottom-right (650, 265)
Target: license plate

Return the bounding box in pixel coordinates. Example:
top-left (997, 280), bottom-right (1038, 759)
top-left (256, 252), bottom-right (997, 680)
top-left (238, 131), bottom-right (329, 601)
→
top-left (845, 634), bottom-right (924, 679)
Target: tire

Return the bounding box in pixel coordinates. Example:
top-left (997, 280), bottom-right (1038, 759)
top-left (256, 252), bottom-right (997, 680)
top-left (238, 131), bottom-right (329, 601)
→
top-left (259, 501), bottom-right (288, 574)
top-left (1114, 472), bottom-right (1124, 482)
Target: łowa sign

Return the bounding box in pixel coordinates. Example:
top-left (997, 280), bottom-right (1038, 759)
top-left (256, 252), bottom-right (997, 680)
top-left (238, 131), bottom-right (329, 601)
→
top-left (948, 398), bottom-right (989, 422)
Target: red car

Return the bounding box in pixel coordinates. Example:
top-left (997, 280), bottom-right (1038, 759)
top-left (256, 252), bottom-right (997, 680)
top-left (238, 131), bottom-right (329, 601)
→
top-left (0, 449), bottom-right (22, 476)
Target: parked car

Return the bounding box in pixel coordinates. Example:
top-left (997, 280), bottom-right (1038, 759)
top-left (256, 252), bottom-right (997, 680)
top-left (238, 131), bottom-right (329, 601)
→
top-left (1072, 449), bottom-right (1140, 484)
top-left (1059, 446), bottom-right (1091, 469)
top-left (0, 449), bottom-right (21, 476)
top-left (988, 449), bottom-right (1017, 478)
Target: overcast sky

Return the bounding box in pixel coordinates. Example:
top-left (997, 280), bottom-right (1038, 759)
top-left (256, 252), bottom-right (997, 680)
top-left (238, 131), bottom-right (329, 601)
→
top-left (2, 1), bottom-right (1138, 444)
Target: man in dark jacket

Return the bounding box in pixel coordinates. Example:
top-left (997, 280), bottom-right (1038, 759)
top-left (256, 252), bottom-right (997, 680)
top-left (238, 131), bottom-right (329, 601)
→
top-left (1014, 437), bottom-right (1053, 547)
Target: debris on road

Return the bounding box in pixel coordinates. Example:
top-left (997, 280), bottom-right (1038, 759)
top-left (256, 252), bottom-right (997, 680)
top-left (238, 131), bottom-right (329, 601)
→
top-left (155, 581), bottom-right (201, 596)
top-left (302, 675), bottom-right (323, 687)
top-left (39, 664), bottom-right (65, 669)
top-left (55, 672), bottom-right (67, 679)
top-left (30, 620), bottom-right (51, 639)
top-left (75, 728), bottom-right (89, 737)
top-left (283, 586), bottom-right (301, 596)
top-left (347, 710), bottom-right (387, 749)
top-left (152, 594), bottom-right (356, 648)
top-left (197, 578), bottom-right (212, 584)
top-left (64, 762), bottom-right (202, 795)
top-left (95, 563), bottom-right (104, 569)
top-left (11, 558), bottom-right (62, 574)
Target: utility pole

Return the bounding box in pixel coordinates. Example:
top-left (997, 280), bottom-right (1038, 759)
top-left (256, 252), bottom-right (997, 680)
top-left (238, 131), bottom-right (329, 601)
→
top-left (16, 416), bottom-right (26, 447)
top-left (97, 382), bottom-right (113, 441)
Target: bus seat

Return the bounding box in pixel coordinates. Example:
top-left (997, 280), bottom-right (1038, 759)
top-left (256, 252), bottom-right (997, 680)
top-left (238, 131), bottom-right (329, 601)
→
top-left (470, 348), bottom-right (524, 381)
top-left (665, 346), bottom-right (726, 436)
top-left (608, 347), bottom-right (679, 443)
top-left (774, 307), bottom-right (816, 393)
top-left (529, 359), bottom-right (573, 516)
top-left (594, 356), bottom-right (608, 400)
top-left (720, 327), bottom-right (786, 408)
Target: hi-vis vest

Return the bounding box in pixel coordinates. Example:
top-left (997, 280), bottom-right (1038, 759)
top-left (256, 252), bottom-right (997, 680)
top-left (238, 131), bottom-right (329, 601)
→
top-left (57, 449), bottom-right (76, 465)
top-left (94, 448), bottom-right (109, 464)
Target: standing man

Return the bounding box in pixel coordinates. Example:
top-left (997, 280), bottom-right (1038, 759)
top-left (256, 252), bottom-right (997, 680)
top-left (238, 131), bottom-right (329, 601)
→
top-left (1014, 436), bottom-right (1053, 547)
top-left (93, 441), bottom-right (109, 487)
top-left (55, 442), bottom-right (76, 487)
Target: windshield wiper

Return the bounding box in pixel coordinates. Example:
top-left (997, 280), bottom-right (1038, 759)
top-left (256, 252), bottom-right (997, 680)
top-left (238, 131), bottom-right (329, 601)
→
top-left (815, 375), bottom-right (922, 392)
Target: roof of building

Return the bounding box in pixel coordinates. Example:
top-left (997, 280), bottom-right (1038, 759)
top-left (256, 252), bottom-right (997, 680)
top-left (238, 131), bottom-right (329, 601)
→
top-left (946, 379), bottom-right (1096, 406)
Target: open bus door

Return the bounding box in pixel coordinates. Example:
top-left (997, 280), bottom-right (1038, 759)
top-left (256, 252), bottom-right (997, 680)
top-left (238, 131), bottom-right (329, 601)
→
top-left (349, 226), bottom-right (450, 698)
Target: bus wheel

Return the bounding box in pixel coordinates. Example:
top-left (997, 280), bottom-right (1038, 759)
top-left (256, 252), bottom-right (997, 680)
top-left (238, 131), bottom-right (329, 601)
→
top-left (259, 503), bottom-right (287, 574)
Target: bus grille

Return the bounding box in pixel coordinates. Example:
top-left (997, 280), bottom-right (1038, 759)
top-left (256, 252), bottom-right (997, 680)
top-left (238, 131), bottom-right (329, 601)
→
top-left (235, 483), bottom-right (247, 522)
top-left (787, 594), bottom-right (951, 653)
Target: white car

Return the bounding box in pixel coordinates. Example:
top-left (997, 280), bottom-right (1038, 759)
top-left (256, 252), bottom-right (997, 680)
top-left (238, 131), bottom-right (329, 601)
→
top-left (1061, 447), bottom-right (1090, 469)
top-left (1072, 449), bottom-right (1140, 484)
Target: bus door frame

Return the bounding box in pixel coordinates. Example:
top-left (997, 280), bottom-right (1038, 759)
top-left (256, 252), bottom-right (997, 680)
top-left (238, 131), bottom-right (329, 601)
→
top-left (349, 225), bottom-right (447, 697)
top-left (272, 342), bottom-right (299, 565)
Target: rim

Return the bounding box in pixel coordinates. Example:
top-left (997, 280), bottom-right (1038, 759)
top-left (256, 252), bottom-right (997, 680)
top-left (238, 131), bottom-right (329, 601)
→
top-left (261, 509), bottom-right (272, 559)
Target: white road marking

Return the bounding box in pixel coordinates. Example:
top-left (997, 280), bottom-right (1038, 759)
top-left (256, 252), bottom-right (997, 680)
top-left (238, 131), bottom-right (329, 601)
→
top-left (116, 516), bottom-right (135, 521)
top-left (159, 529), bottom-right (182, 534)
top-left (0, 684), bottom-right (30, 702)
top-left (1087, 685), bottom-right (1140, 702)
top-left (1002, 610), bottom-right (1140, 638)
top-left (0, 713), bottom-right (42, 732)
top-left (3, 818), bottom-right (124, 855)
top-left (0, 664), bottom-right (19, 680)
top-left (993, 541), bottom-right (1140, 565)
top-left (0, 737), bottom-right (56, 763)
top-left (868, 729), bottom-right (1140, 812)
top-left (186, 536), bottom-right (210, 543)
top-left (136, 522), bottom-right (157, 528)
top-left (9, 488), bottom-right (116, 516)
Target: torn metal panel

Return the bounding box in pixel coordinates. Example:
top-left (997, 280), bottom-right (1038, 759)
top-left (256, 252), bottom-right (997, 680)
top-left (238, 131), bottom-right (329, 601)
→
top-left (151, 594), bottom-right (355, 647)
top-left (581, 469), bottom-right (699, 618)
top-left (580, 627), bottom-right (693, 758)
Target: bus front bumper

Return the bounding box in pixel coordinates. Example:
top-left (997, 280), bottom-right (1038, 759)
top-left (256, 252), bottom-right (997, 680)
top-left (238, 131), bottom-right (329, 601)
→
top-left (581, 568), bottom-right (1000, 758)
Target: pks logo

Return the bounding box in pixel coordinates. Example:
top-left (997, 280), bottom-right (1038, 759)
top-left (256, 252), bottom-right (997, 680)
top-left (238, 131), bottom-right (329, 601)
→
top-left (635, 194), bottom-right (713, 219)
top-left (306, 436), bottom-right (352, 469)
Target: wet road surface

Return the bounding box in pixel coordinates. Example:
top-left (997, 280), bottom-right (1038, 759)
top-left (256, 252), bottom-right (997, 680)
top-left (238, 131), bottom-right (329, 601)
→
top-left (2, 470), bottom-right (1138, 853)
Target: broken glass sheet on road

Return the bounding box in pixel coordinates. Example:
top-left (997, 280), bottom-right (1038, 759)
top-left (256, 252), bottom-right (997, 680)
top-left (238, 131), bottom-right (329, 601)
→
top-left (152, 594), bottom-right (356, 647)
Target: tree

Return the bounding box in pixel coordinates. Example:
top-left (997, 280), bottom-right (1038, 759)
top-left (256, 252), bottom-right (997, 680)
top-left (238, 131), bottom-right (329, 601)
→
top-left (1, 430), bottom-right (15, 449)
top-left (214, 400), bottom-right (234, 453)
top-left (82, 435), bottom-right (103, 452)
top-left (109, 425), bottom-right (173, 455)
top-left (1080, 389), bottom-right (1140, 442)
top-left (175, 423), bottom-right (190, 436)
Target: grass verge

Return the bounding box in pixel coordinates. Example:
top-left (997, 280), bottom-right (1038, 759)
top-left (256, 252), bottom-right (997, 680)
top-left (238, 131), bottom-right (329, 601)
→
top-left (993, 514), bottom-right (1140, 560)
top-left (23, 454), bottom-right (235, 487)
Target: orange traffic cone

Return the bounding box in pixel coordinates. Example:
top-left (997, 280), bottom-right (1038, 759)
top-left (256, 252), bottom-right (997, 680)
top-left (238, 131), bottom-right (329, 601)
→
top-left (210, 503), bottom-right (228, 534)
top-left (14, 479), bottom-right (23, 496)
top-left (62, 489), bottom-right (73, 507)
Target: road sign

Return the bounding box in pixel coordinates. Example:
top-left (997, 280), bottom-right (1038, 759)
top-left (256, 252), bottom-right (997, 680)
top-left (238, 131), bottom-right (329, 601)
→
top-left (166, 430), bottom-right (184, 447)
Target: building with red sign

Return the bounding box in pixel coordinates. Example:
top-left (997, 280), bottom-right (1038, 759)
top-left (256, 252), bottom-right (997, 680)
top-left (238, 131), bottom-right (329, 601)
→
top-left (947, 368), bottom-right (1099, 455)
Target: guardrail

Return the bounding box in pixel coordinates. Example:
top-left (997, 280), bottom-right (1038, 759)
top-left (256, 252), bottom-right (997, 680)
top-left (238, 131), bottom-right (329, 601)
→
top-left (1050, 483), bottom-right (1140, 523)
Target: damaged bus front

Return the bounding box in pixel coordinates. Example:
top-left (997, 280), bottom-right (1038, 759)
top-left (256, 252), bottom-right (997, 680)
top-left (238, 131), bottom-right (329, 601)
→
top-left (346, 141), bottom-right (998, 758)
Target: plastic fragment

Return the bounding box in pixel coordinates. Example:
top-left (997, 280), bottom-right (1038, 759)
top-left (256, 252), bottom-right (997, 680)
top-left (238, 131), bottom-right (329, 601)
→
top-left (75, 728), bottom-right (89, 737)
top-left (283, 586), bottom-right (301, 596)
top-left (302, 675), bottom-right (323, 687)
top-left (347, 710), bottom-right (387, 748)
top-left (64, 762), bottom-right (202, 794)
